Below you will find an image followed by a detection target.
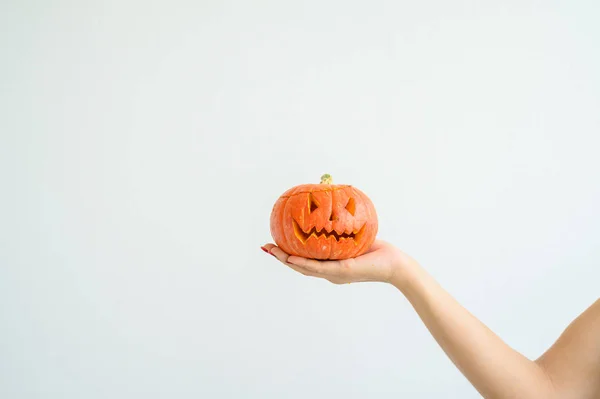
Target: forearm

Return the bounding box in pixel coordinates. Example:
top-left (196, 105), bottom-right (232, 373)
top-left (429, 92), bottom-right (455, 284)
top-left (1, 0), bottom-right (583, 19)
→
top-left (391, 261), bottom-right (556, 399)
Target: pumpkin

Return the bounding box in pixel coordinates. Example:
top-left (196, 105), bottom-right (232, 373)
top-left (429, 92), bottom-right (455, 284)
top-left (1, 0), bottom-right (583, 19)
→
top-left (270, 174), bottom-right (378, 260)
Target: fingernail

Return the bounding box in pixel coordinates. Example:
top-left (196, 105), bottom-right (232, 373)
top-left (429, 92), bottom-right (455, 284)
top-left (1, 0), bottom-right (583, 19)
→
top-left (260, 246), bottom-right (269, 253)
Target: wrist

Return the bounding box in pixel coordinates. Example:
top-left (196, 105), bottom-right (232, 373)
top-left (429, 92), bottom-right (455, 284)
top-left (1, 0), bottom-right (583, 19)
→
top-left (387, 254), bottom-right (425, 293)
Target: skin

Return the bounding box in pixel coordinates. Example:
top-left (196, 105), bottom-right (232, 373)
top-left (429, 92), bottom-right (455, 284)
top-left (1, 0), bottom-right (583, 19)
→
top-left (261, 239), bottom-right (600, 399)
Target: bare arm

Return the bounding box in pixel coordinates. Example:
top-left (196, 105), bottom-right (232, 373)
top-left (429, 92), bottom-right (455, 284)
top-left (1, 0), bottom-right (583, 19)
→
top-left (391, 259), bottom-right (555, 398)
top-left (262, 240), bottom-right (600, 399)
top-left (535, 297), bottom-right (600, 399)
top-left (393, 257), bottom-right (600, 399)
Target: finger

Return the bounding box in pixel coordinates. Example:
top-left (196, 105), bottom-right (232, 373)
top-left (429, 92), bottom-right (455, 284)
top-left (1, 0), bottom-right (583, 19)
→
top-left (261, 244), bottom-right (292, 265)
top-left (261, 243), bottom-right (277, 253)
top-left (266, 245), bottom-right (292, 264)
top-left (260, 244), bottom-right (279, 260)
top-left (261, 244), bottom-right (325, 278)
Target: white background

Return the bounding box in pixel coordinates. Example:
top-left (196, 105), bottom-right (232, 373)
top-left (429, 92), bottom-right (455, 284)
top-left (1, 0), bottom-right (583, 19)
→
top-left (1, 1), bottom-right (599, 398)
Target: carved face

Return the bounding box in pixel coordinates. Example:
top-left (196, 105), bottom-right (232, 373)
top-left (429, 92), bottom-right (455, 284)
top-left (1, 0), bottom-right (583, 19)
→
top-left (270, 178), bottom-right (378, 260)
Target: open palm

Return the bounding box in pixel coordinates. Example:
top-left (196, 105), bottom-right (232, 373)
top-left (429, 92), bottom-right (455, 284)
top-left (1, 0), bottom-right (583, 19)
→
top-left (262, 239), bottom-right (410, 285)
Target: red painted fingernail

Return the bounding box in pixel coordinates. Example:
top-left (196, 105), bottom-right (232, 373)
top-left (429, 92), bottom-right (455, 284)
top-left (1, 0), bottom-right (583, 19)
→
top-left (261, 246), bottom-right (269, 253)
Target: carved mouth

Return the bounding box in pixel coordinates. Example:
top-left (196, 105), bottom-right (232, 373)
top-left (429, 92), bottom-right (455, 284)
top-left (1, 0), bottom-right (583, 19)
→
top-left (293, 219), bottom-right (365, 243)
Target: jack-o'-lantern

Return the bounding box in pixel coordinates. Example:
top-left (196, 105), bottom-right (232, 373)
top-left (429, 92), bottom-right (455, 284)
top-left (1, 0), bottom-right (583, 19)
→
top-left (270, 174), bottom-right (378, 260)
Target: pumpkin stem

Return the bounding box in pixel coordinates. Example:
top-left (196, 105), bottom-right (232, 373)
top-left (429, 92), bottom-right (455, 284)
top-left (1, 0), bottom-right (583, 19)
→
top-left (320, 174), bottom-right (333, 184)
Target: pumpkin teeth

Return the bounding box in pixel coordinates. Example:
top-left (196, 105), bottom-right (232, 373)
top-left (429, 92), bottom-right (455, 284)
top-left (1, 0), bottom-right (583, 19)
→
top-left (293, 219), bottom-right (362, 243)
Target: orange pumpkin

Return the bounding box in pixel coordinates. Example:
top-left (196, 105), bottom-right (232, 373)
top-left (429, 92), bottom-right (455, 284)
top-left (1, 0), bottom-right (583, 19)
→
top-left (270, 174), bottom-right (378, 260)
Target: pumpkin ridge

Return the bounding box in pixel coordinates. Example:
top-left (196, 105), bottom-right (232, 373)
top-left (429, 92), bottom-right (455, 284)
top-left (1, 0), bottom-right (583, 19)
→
top-left (354, 189), bottom-right (376, 254)
top-left (278, 195), bottom-right (292, 253)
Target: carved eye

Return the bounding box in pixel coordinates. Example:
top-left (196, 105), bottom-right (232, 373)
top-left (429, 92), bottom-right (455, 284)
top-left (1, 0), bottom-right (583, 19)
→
top-left (345, 197), bottom-right (356, 216)
top-left (308, 193), bottom-right (319, 213)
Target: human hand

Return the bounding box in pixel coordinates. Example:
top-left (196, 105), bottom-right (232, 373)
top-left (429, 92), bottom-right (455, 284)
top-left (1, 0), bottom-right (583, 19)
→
top-left (261, 239), bottom-right (418, 286)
